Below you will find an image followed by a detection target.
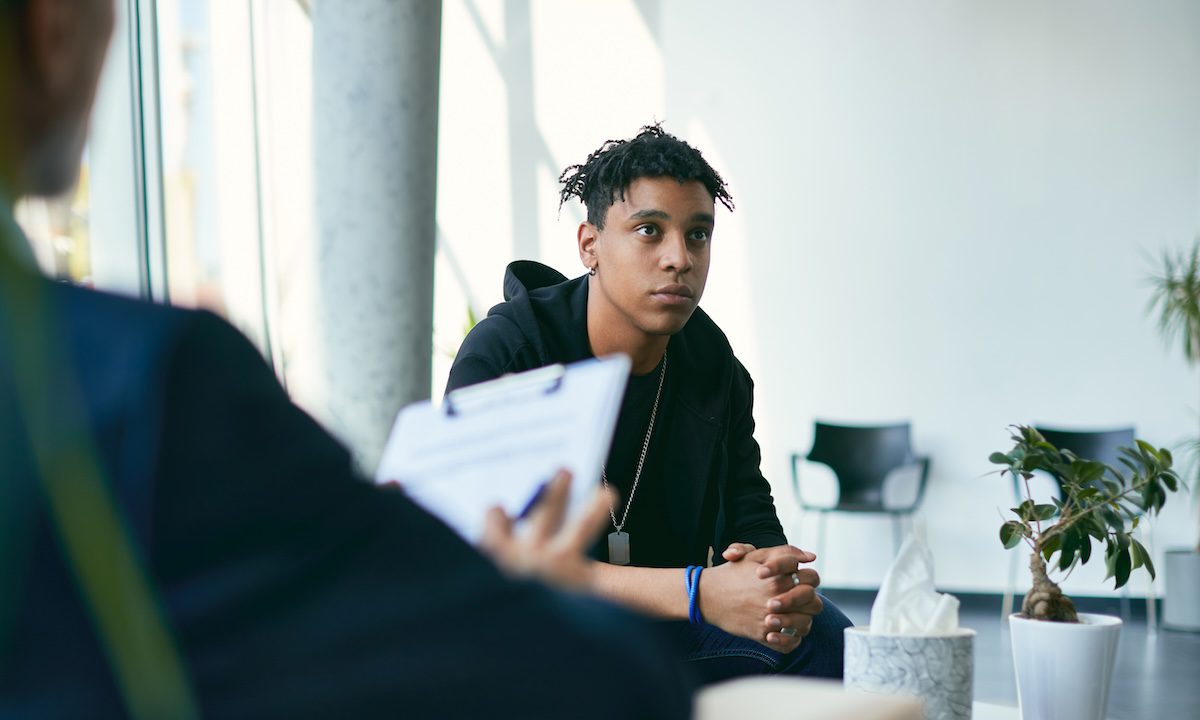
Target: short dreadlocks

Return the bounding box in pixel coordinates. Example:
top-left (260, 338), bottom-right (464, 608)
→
top-left (558, 124), bottom-right (734, 229)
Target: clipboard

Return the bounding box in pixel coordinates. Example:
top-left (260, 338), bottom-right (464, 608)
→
top-left (374, 355), bottom-right (631, 543)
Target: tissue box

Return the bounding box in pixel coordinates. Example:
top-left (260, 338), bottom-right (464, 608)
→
top-left (843, 627), bottom-right (974, 720)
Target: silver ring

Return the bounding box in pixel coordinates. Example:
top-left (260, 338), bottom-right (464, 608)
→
top-left (780, 626), bottom-right (799, 638)
top-left (790, 572), bottom-right (801, 586)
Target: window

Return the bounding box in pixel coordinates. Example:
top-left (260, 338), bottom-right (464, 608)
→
top-left (153, 0), bottom-right (313, 376)
top-left (156, 0), bottom-right (272, 353)
top-left (15, 169), bottom-right (92, 284)
top-left (14, 0), bottom-right (327, 393)
top-left (16, 0), bottom-right (145, 296)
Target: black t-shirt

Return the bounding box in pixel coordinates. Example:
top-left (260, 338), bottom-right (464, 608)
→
top-left (590, 354), bottom-right (690, 568)
top-left (447, 266), bottom-right (787, 568)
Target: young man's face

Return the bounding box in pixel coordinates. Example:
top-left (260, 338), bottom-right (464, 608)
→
top-left (579, 176), bottom-right (715, 339)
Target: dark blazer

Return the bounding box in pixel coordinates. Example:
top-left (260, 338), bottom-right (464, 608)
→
top-left (447, 261), bottom-right (787, 567)
top-left (0, 245), bottom-right (690, 718)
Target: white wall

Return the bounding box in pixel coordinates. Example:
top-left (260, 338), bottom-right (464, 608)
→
top-left (435, 0), bottom-right (1200, 595)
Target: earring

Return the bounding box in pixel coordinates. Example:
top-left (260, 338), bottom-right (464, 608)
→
top-left (588, 265), bottom-right (597, 277)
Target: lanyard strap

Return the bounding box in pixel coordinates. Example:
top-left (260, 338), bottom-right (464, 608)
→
top-left (0, 225), bottom-right (198, 719)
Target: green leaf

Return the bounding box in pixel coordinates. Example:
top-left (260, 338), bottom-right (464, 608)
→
top-left (989, 452), bottom-right (1012, 465)
top-left (1130, 537), bottom-right (1145, 570)
top-left (1101, 505), bottom-right (1125, 532)
top-left (1108, 534), bottom-right (1131, 588)
top-left (1034, 504), bottom-right (1058, 521)
top-left (1113, 547), bottom-right (1132, 589)
top-left (1000, 521), bottom-right (1026, 549)
top-left (1151, 483), bottom-right (1167, 513)
top-left (1058, 529), bottom-right (1080, 571)
top-left (1076, 461), bottom-right (1106, 486)
top-left (1041, 533), bottom-right (1063, 561)
top-left (1135, 485), bottom-right (1152, 512)
top-left (1079, 535), bottom-right (1092, 564)
top-left (1132, 538), bottom-right (1157, 580)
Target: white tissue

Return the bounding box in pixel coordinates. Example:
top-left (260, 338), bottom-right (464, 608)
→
top-left (869, 524), bottom-right (960, 635)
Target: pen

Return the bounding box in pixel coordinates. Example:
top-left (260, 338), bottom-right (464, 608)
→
top-left (516, 480), bottom-right (551, 521)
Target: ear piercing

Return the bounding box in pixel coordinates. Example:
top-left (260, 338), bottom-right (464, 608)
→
top-left (588, 265), bottom-right (597, 276)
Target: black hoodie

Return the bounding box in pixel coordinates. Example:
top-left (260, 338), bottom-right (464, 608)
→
top-left (446, 261), bottom-right (786, 567)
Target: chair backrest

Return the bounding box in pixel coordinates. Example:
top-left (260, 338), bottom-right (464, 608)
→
top-left (1033, 426), bottom-right (1135, 468)
top-left (1027, 426), bottom-right (1135, 496)
top-left (806, 422), bottom-right (916, 510)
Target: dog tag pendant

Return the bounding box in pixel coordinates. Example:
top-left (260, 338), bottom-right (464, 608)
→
top-left (608, 531), bottom-right (630, 565)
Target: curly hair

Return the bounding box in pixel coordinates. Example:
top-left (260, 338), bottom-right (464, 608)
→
top-left (558, 123), bottom-right (734, 228)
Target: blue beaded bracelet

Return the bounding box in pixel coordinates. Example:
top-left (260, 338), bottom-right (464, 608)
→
top-left (685, 565), bottom-right (704, 625)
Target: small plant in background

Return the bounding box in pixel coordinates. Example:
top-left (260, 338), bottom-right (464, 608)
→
top-left (989, 426), bottom-right (1181, 622)
top-left (1149, 241), bottom-right (1200, 367)
top-left (435, 305), bottom-right (482, 361)
top-left (1148, 239), bottom-right (1200, 552)
top-left (462, 304), bottom-right (480, 342)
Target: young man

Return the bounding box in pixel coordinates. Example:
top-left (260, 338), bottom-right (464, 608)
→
top-left (0, 2), bottom-right (691, 716)
top-left (447, 125), bottom-right (853, 684)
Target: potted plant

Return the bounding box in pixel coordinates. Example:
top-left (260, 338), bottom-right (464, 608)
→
top-left (1148, 240), bottom-right (1200, 631)
top-left (990, 426), bottom-right (1181, 720)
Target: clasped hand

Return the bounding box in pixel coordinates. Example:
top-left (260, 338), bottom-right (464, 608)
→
top-left (703, 543), bottom-right (823, 654)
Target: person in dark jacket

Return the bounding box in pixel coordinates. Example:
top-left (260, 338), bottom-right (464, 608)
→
top-left (0, 2), bottom-right (692, 717)
top-left (447, 125), bottom-right (853, 685)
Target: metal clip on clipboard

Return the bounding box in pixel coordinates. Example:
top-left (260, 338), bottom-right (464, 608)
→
top-left (443, 364), bottom-right (566, 417)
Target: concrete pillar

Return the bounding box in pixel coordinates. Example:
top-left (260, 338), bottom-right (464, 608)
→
top-left (307, 0), bottom-right (441, 472)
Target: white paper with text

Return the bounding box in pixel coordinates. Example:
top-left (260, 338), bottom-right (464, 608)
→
top-left (374, 355), bottom-right (630, 543)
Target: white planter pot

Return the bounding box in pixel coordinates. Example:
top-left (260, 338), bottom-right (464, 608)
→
top-left (1009, 613), bottom-right (1120, 720)
top-left (1163, 549), bottom-right (1200, 631)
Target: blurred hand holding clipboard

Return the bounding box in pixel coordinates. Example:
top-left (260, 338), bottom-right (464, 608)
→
top-left (374, 355), bottom-right (631, 543)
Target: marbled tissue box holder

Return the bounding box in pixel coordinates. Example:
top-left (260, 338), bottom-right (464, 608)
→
top-left (843, 626), bottom-right (975, 720)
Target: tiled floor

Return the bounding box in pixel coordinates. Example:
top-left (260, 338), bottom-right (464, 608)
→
top-left (822, 590), bottom-right (1200, 720)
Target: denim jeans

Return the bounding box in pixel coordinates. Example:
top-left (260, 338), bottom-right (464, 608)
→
top-left (659, 594), bottom-right (853, 687)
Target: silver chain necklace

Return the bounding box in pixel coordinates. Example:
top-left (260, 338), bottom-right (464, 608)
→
top-left (603, 353), bottom-right (667, 565)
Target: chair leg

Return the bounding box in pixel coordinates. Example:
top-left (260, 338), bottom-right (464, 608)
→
top-left (1144, 521), bottom-right (1158, 631)
top-left (1118, 519), bottom-right (1160, 626)
top-left (1001, 548), bottom-right (1017, 622)
top-left (891, 515), bottom-right (902, 557)
top-left (1147, 574), bottom-right (1159, 631)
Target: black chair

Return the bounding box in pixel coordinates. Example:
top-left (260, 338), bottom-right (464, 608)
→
top-left (791, 421), bottom-right (931, 562)
top-left (1035, 426), bottom-right (1135, 470)
top-left (1001, 426), bottom-right (1155, 625)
